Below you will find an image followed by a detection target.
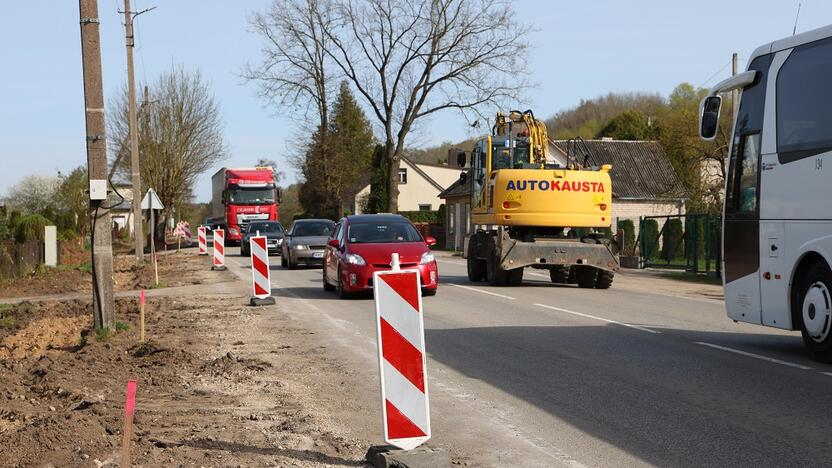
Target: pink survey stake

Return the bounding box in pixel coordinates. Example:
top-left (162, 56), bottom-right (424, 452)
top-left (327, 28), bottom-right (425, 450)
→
top-left (124, 380), bottom-right (137, 416)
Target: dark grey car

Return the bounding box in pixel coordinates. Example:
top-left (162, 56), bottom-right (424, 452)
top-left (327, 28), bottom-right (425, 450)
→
top-left (241, 221), bottom-right (285, 257)
top-left (281, 219), bottom-right (335, 269)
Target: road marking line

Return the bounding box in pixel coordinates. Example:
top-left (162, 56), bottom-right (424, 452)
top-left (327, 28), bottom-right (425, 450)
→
top-left (450, 284), bottom-right (515, 300)
top-left (695, 342), bottom-right (813, 370)
top-left (822, 372), bottom-right (832, 377)
top-left (534, 303), bottom-right (661, 334)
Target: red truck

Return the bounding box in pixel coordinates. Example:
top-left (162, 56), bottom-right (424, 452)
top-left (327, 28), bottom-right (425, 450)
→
top-left (209, 167), bottom-right (280, 244)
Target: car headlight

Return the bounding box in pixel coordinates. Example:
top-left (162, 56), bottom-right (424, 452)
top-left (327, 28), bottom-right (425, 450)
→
top-left (420, 252), bottom-right (435, 264)
top-left (344, 253), bottom-right (366, 266)
top-left (294, 244), bottom-right (308, 250)
top-left (277, 238), bottom-right (283, 245)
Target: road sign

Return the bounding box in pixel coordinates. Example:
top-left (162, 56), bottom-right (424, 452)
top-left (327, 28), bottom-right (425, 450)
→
top-left (140, 188), bottom-right (164, 211)
top-left (373, 256), bottom-right (430, 450)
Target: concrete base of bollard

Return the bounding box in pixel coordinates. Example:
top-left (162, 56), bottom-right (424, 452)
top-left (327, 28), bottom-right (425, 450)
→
top-left (249, 296), bottom-right (276, 306)
top-left (211, 265), bottom-right (227, 271)
top-left (365, 445), bottom-right (450, 468)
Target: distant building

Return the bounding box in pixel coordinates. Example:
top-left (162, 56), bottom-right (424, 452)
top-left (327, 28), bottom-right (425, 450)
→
top-left (352, 156), bottom-right (462, 214)
top-left (108, 185), bottom-right (135, 234)
top-left (439, 139), bottom-right (687, 251)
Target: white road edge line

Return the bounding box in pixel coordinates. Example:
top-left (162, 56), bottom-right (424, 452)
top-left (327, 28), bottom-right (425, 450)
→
top-left (695, 342), bottom-right (813, 370)
top-left (534, 303), bottom-right (661, 334)
top-left (451, 284), bottom-right (516, 300)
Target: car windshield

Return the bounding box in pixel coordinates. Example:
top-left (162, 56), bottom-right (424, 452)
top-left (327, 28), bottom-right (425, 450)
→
top-left (292, 222), bottom-right (334, 237)
top-left (247, 222), bottom-right (283, 234)
top-left (348, 222), bottom-right (422, 244)
top-left (228, 188), bottom-right (275, 205)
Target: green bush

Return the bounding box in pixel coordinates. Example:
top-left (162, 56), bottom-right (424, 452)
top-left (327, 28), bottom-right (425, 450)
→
top-left (641, 219), bottom-right (660, 259)
top-left (662, 218), bottom-right (684, 260)
top-left (619, 219), bottom-right (636, 256)
top-left (14, 214), bottom-right (52, 243)
top-left (399, 210), bottom-right (442, 224)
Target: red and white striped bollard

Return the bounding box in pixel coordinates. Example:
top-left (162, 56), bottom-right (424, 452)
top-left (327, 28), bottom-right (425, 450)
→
top-left (248, 234), bottom-right (275, 306)
top-left (212, 228), bottom-right (226, 271)
top-left (372, 253), bottom-right (430, 451)
top-left (197, 226), bottom-right (207, 255)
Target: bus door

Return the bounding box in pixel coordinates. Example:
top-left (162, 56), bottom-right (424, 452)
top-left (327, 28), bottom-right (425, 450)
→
top-left (723, 54), bottom-right (772, 325)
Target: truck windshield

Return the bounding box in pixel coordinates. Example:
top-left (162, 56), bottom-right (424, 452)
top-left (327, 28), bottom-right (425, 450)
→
top-left (228, 188), bottom-right (274, 205)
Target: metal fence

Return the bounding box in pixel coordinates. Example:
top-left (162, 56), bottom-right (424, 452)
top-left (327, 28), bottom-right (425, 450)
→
top-left (639, 214), bottom-right (721, 275)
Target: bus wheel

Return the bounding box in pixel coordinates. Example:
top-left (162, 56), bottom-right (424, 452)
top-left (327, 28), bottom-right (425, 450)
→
top-left (799, 262), bottom-right (832, 362)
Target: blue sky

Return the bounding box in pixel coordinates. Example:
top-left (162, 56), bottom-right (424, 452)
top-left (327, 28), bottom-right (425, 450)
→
top-left (1, 0), bottom-right (827, 202)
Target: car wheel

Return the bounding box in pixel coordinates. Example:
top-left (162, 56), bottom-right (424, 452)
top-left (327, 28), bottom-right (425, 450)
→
top-left (281, 254), bottom-right (287, 268)
top-left (337, 267), bottom-right (350, 299)
top-left (287, 254), bottom-right (297, 270)
top-left (242, 244), bottom-right (250, 257)
top-left (422, 288), bottom-right (437, 297)
top-left (799, 262), bottom-right (832, 362)
top-left (323, 262), bottom-right (335, 291)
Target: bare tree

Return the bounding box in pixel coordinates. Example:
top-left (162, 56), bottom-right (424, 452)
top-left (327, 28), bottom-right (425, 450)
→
top-left (4, 175), bottom-right (61, 214)
top-left (110, 66), bottom-right (227, 240)
top-left (324, 0), bottom-right (529, 211)
top-left (245, 0), bottom-right (335, 130)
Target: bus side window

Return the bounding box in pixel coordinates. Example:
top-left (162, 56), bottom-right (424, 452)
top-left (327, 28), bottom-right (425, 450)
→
top-left (737, 133), bottom-right (761, 213)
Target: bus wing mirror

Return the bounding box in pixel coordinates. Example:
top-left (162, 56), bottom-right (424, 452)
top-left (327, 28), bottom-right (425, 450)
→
top-left (699, 95), bottom-right (722, 141)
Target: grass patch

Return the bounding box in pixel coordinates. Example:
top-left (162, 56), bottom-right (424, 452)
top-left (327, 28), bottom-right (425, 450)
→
top-left (652, 270), bottom-right (722, 285)
top-left (149, 282), bottom-right (167, 289)
top-left (0, 303), bottom-right (14, 312)
top-left (95, 328), bottom-right (111, 341)
top-left (0, 316), bottom-right (17, 328)
top-left (55, 262), bottom-right (93, 274)
top-left (115, 321), bottom-right (129, 332)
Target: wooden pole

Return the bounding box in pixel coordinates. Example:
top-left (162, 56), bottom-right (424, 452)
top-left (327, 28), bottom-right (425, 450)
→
top-left (121, 380), bottom-right (138, 466)
top-left (139, 290), bottom-right (145, 342)
top-left (79, 0), bottom-right (116, 331)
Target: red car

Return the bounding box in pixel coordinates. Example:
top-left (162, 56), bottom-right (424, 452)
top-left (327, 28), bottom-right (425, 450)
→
top-left (322, 214), bottom-right (439, 298)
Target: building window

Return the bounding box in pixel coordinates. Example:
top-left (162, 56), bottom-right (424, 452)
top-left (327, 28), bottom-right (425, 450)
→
top-left (418, 204), bottom-right (431, 211)
top-left (398, 168), bottom-right (408, 184)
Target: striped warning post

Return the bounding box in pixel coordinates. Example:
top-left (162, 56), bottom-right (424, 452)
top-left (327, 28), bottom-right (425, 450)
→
top-left (212, 229), bottom-right (226, 270)
top-left (197, 226), bottom-right (207, 255)
top-left (248, 235), bottom-right (274, 305)
top-left (373, 265), bottom-right (430, 450)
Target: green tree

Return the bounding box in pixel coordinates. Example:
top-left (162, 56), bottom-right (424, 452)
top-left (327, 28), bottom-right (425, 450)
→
top-left (641, 219), bottom-right (660, 260)
top-left (14, 214), bottom-right (51, 243)
top-left (597, 110), bottom-right (655, 140)
top-left (366, 144), bottom-right (389, 214)
top-left (299, 82), bottom-right (374, 219)
top-left (619, 219), bottom-right (636, 256)
top-left (662, 218), bottom-right (684, 261)
top-left (56, 166), bottom-right (89, 237)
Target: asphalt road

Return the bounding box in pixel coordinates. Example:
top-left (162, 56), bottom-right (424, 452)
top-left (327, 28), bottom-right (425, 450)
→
top-left (223, 248), bottom-right (832, 467)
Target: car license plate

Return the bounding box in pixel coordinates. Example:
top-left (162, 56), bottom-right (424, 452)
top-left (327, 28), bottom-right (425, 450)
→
top-left (313, 251), bottom-right (324, 258)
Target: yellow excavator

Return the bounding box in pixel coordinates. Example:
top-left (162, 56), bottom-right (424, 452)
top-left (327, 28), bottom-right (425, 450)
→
top-left (454, 110), bottom-right (620, 287)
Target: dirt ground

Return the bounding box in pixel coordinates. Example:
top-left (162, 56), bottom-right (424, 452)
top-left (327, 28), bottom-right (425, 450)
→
top-left (0, 250), bottom-right (234, 299)
top-left (0, 293), bottom-right (369, 467)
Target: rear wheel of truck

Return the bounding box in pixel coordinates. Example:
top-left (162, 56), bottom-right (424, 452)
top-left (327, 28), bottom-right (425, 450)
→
top-left (549, 266), bottom-right (570, 284)
top-left (575, 266), bottom-right (598, 289)
top-left (595, 270), bottom-right (614, 289)
top-left (467, 233), bottom-right (487, 282)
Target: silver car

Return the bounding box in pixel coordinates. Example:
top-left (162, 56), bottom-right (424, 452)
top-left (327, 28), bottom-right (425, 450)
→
top-left (281, 219), bottom-right (335, 269)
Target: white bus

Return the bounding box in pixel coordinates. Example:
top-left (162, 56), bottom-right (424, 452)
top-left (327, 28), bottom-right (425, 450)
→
top-left (700, 24), bottom-right (832, 361)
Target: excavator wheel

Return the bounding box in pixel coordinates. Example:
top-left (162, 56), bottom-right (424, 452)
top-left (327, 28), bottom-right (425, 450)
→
top-left (549, 266), bottom-right (570, 284)
top-left (595, 270), bottom-right (614, 289)
top-left (467, 233), bottom-right (487, 282)
top-left (506, 267), bottom-right (524, 286)
top-left (486, 235), bottom-right (510, 286)
top-left (575, 265), bottom-right (599, 289)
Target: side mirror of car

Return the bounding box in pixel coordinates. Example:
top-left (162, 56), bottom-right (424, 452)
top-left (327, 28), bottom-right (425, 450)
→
top-left (328, 239), bottom-right (340, 248)
top-left (425, 236), bottom-right (436, 247)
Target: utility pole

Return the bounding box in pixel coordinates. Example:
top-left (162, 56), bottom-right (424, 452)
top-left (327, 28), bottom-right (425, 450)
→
top-left (122, 0), bottom-right (155, 265)
top-left (79, 0), bottom-right (115, 331)
top-left (731, 52), bottom-right (738, 122)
